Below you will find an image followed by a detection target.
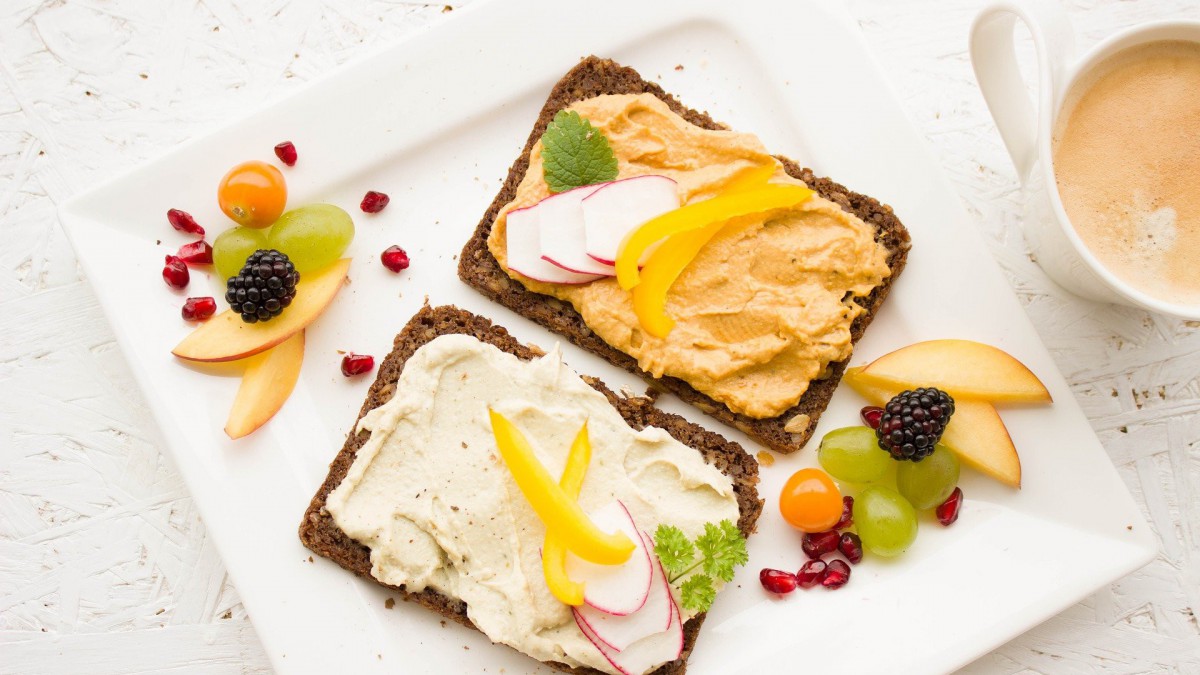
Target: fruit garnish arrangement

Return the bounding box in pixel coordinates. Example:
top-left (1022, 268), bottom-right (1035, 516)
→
top-left (759, 339), bottom-right (1051, 596)
top-left (160, 143), bottom-right (410, 438)
top-left (488, 408), bottom-right (747, 673)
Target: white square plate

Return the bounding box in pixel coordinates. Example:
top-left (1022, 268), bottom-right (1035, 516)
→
top-left (59, 0), bottom-right (1156, 673)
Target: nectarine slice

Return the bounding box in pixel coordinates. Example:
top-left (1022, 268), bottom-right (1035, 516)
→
top-left (859, 339), bottom-right (1050, 404)
top-left (225, 331), bottom-right (305, 439)
top-left (173, 258), bottom-right (349, 362)
top-left (844, 367), bottom-right (1021, 488)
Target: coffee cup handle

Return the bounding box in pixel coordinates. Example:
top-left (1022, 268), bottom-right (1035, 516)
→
top-left (970, 0), bottom-right (1075, 183)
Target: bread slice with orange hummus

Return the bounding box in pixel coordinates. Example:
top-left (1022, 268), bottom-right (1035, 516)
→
top-left (300, 304), bottom-right (762, 675)
top-left (458, 57), bottom-right (911, 454)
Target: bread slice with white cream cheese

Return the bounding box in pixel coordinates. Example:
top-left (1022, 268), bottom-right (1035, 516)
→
top-left (300, 304), bottom-right (762, 675)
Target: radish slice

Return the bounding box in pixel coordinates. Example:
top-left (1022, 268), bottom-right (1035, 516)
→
top-left (575, 592), bottom-right (684, 675)
top-left (538, 184), bottom-right (615, 275)
top-left (575, 531), bottom-right (672, 651)
top-left (582, 175), bottom-right (679, 265)
top-left (646, 530), bottom-right (674, 634)
top-left (505, 202), bottom-right (602, 284)
top-left (566, 501), bottom-right (653, 616)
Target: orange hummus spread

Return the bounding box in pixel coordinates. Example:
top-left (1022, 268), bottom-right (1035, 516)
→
top-left (487, 93), bottom-right (891, 419)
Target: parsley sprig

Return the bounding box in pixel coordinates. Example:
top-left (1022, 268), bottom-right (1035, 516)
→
top-left (653, 520), bottom-right (747, 613)
top-left (541, 110), bottom-right (619, 193)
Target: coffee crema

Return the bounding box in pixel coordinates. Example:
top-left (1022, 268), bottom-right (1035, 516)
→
top-left (1052, 40), bottom-right (1200, 305)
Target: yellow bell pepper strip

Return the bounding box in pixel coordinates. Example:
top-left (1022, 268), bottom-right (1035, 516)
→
top-left (541, 422), bottom-right (591, 606)
top-left (614, 184), bottom-right (814, 290)
top-left (488, 409), bottom-right (635, 565)
top-left (720, 162), bottom-right (777, 193)
top-left (627, 162), bottom-right (776, 337)
top-left (631, 220), bottom-right (727, 338)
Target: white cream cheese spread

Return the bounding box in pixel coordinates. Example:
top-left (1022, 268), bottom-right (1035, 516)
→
top-left (326, 334), bottom-right (740, 673)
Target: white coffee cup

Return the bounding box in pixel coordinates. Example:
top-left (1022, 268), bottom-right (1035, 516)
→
top-left (970, 0), bottom-right (1200, 319)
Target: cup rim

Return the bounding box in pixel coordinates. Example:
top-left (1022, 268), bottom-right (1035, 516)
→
top-left (1041, 19), bottom-right (1200, 320)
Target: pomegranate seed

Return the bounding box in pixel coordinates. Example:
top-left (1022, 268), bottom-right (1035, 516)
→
top-left (274, 141), bottom-right (298, 166)
top-left (796, 560), bottom-right (827, 588)
top-left (937, 487), bottom-right (963, 526)
top-left (821, 559), bottom-right (851, 589)
top-left (181, 296), bottom-right (217, 321)
top-left (860, 406), bottom-right (884, 429)
top-left (834, 495), bottom-right (854, 530)
top-left (360, 190), bottom-right (390, 213)
top-left (838, 532), bottom-right (864, 564)
top-left (341, 353), bottom-right (375, 377)
top-left (167, 209), bottom-right (204, 236)
top-left (162, 255), bottom-right (189, 289)
top-left (380, 245), bottom-right (410, 273)
top-left (177, 240), bottom-right (213, 265)
top-left (801, 530), bottom-right (840, 560)
top-left (759, 568), bottom-right (798, 595)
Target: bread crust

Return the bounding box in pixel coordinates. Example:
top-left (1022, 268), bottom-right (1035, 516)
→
top-left (457, 56), bottom-right (911, 454)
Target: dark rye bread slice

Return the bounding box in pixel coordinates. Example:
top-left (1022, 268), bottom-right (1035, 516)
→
top-left (458, 56), bottom-right (911, 454)
top-left (299, 304), bottom-right (763, 675)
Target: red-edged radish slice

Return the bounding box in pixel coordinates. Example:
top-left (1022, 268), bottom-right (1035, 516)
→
top-left (565, 501), bottom-right (653, 616)
top-left (582, 175), bottom-right (679, 265)
top-left (645, 530), bottom-right (674, 634)
top-left (575, 590), bottom-right (685, 675)
top-left (538, 184), bottom-right (615, 276)
top-left (575, 531), bottom-right (673, 651)
top-left (505, 202), bottom-right (602, 284)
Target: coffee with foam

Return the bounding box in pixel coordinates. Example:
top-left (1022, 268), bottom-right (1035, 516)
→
top-left (1052, 40), bottom-right (1200, 305)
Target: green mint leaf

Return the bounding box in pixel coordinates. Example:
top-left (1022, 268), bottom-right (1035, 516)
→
top-left (653, 524), bottom-right (695, 579)
top-left (695, 519), bottom-right (748, 583)
top-left (541, 110), bottom-right (618, 193)
top-left (679, 574), bottom-right (717, 613)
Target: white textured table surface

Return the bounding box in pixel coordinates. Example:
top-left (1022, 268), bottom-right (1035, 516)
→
top-left (2, 0), bottom-right (1198, 672)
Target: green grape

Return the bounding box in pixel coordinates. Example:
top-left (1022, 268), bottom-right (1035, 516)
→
top-left (896, 444), bottom-right (960, 510)
top-left (266, 204), bottom-right (355, 273)
top-left (856, 486), bottom-right (918, 557)
top-left (213, 226), bottom-right (268, 281)
top-left (817, 426), bottom-right (892, 483)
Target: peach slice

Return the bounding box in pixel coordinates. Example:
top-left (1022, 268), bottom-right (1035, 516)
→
top-left (173, 258), bottom-right (350, 362)
top-left (844, 367), bottom-right (1022, 488)
top-left (224, 331), bottom-right (305, 439)
top-left (858, 339), bottom-right (1051, 404)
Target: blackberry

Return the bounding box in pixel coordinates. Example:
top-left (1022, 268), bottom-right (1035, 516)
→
top-left (875, 387), bottom-right (955, 462)
top-left (224, 249), bottom-right (299, 324)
